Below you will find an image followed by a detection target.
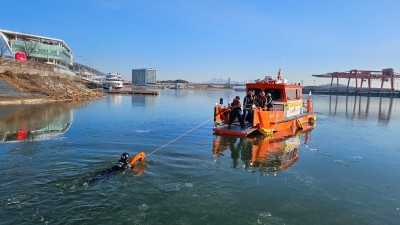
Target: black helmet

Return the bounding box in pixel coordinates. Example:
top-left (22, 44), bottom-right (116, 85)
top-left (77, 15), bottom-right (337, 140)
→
top-left (120, 153), bottom-right (130, 162)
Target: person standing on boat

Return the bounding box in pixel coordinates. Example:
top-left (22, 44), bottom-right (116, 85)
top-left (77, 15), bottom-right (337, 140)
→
top-left (257, 91), bottom-right (267, 109)
top-left (228, 96), bottom-right (245, 129)
top-left (266, 93), bottom-right (274, 111)
top-left (243, 91), bottom-right (254, 123)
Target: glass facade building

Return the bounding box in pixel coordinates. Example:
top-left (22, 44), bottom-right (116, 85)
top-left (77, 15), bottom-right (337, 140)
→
top-left (132, 68), bottom-right (156, 86)
top-left (0, 29), bottom-right (73, 68)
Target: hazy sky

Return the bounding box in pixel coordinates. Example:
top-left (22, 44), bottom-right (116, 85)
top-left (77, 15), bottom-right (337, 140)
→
top-left (1, 0), bottom-right (399, 85)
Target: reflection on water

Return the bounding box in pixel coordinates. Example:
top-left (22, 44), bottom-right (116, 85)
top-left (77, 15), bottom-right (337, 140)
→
top-left (131, 95), bottom-right (157, 107)
top-left (106, 94), bottom-right (123, 107)
top-left (328, 95), bottom-right (393, 124)
top-left (213, 128), bottom-right (312, 174)
top-left (0, 102), bottom-right (86, 142)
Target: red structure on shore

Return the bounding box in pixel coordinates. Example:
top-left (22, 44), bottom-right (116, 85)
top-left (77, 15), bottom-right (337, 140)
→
top-left (313, 68), bottom-right (400, 93)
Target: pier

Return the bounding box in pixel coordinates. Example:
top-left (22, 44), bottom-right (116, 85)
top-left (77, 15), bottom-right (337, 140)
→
top-left (106, 89), bottom-right (160, 95)
top-left (312, 68), bottom-right (400, 95)
top-left (303, 89), bottom-right (400, 98)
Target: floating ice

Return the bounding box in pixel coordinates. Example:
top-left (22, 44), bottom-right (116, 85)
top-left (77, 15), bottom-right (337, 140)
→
top-left (258, 211), bottom-right (272, 217)
top-left (334, 160), bottom-right (345, 164)
top-left (184, 183), bottom-right (194, 188)
top-left (134, 130), bottom-right (150, 133)
top-left (161, 183), bottom-right (182, 192)
top-left (138, 203), bottom-right (149, 210)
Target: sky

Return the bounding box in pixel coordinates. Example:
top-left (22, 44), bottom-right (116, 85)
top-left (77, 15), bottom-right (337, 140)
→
top-left (1, 0), bottom-right (399, 86)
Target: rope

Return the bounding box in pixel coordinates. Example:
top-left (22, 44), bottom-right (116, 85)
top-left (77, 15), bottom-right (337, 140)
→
top-left (146, 117), bottom-right (214, 157)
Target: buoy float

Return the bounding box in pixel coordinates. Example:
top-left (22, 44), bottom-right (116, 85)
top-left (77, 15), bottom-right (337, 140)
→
top-left (130, 152), bottom-right (146, 166)
top-left (296, 119), bottom-right (303, 129)
top-left (259, 127), bottom-right (274, 137)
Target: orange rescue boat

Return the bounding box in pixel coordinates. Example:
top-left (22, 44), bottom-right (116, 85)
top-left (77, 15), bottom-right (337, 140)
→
top-left (213, 69), bottom-right (316, 137)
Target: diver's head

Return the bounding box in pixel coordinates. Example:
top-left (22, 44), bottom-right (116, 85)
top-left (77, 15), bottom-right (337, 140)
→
top-left (120, 153), bottom-right (130, 163)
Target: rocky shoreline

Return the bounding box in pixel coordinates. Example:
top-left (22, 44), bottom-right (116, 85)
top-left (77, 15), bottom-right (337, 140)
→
top-left (0, 68), bottom-right (104, 105)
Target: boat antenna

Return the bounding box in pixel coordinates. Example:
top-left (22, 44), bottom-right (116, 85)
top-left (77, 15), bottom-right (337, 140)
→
top-left (277, 68), bottom-right (281, 81)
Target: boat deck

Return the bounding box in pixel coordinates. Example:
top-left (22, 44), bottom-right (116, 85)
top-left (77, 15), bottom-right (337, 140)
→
top-left (212, 122), bottom-right (258, 137)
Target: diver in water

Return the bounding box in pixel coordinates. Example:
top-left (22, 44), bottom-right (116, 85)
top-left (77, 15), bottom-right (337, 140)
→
top-left (86, 152), bottom-right (132, 184)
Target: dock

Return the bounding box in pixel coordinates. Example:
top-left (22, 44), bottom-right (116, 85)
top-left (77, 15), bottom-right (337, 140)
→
top-left (312, 68), bottom-right (400, 94)
top-left (106, 89), bottom-right (160, 95)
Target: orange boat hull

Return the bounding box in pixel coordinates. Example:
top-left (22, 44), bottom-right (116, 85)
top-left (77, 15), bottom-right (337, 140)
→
top-left (213, 105), bottom-right (316, 137)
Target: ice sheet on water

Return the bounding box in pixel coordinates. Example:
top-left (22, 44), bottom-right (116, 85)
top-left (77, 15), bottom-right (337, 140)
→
top-left (334, 160), bottom-right (345, 164)
top-left (160, 182), bottom-right (182, 192)
top-left (138, 203), bottom-right (149, 210)
top-left (134, 129), bottom-right (150, 133)
top-left (184, 183), bottom-right (194, 188)
top-left (257, 211), bottom-right (272, 217)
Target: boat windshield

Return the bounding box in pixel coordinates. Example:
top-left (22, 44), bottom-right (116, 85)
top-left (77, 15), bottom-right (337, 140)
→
top-left (248, 88), bottom-right (283, 101)
top-left (286, 89), bottom-right (302, 100)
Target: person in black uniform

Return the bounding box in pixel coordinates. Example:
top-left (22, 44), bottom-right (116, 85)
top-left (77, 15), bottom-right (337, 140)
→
top-left (266, 93), bottom-right (274, 111)
top-left (228, 96), bottom-right (245, 129)
top-left (257, 91), bottom-right (267, 109)
top-left (86, 153), bottom-right (131, 184)
top-left (242, 91), bottom-right (254, 122)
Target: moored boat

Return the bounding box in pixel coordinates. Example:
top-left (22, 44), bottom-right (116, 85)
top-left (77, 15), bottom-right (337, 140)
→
top-left (103, 73), bottom-right (124, 90)
top-left (213, 69), bottom-right (316, 137)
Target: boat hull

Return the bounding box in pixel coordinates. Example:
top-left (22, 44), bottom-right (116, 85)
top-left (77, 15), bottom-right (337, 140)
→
top-left (103, 82), bottom-right (123, 89)
top-left (213, 105), bottom-right (316, 137)
top-left (103, 85), bottom-right (123, 90)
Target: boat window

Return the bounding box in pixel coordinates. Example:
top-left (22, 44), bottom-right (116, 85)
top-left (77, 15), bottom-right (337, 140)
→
top-left (286, 89), bottom-right (293, 100)
top-left (286, 89), bottom-right (301, 100)
top-left (295, 89), bottom-right (301, 99)
top-left (264, 88), bottom-right (283, 100)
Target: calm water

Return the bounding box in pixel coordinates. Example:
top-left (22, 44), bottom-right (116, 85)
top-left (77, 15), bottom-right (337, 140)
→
top-left (1, 90), bottom-right (399, 225)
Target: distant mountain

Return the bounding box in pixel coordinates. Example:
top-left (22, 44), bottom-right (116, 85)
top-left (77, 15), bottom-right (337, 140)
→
top-left (204, 78), bottom-right (228, 84)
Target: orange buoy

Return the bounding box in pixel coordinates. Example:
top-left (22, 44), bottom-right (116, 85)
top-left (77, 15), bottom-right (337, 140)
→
top-left (129, 152), bottom-right (146, 166)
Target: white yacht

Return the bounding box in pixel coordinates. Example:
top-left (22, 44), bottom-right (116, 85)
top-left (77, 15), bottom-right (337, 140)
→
top-left (103, 73), bottom-right (123, 89)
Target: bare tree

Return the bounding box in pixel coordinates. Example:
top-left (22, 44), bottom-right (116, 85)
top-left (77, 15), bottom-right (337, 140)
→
top-left (16, 40), bottom-right (39, 60)
top-left (0, 39), bottom-right (8, 57)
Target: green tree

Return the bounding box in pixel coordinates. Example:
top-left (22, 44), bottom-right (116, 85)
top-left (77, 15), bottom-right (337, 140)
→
top-left (16, 40), bottom-right (39, 60)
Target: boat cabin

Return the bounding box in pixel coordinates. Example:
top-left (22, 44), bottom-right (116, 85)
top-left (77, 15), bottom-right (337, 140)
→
top-left (246, 79), bottom-right (305, 118)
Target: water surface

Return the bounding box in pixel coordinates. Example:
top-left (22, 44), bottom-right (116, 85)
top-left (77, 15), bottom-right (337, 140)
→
top-left (1, 91), bottom-right (399, 224)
